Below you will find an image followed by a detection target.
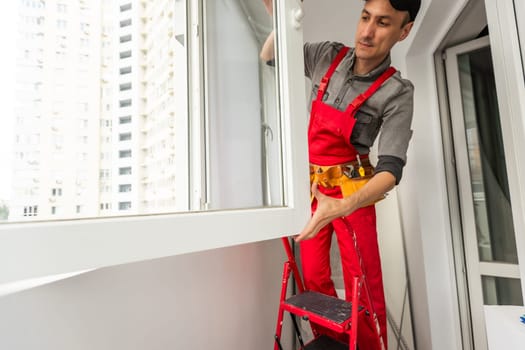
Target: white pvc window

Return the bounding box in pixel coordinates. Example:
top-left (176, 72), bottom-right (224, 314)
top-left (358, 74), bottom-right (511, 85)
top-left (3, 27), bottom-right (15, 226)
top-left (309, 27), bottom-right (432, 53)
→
top-left (0, 0), bottom-right (309, 285)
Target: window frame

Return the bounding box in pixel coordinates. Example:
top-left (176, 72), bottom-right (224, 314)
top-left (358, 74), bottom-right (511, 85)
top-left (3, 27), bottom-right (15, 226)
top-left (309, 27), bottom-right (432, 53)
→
top-left (0, 0), bottom-right (310, 285)
top-left (485, 0), bottom-right (525, 302)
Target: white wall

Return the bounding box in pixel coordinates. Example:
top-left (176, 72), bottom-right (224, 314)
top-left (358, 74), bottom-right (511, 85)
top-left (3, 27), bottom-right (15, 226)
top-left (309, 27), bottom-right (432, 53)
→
top-left (398, 0), bottom-right (488, 349)
top-left (0, 239), bottom-right (291, 350)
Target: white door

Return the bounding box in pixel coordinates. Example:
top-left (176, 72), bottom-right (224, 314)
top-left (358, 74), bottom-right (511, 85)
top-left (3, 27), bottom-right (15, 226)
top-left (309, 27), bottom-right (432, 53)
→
top-left (445, 36), bottom-right (523, 349)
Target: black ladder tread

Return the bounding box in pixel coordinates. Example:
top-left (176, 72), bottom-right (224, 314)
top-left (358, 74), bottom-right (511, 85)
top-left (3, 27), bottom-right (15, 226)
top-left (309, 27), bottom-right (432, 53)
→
top-left (303, 335), bottom-right (348, 350)
top-left (284, 291), bottom-right (361, 324)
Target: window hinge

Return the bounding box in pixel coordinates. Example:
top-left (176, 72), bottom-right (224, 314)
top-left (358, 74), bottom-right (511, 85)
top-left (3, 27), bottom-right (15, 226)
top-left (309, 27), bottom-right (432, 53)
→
top-left (201, 200), bottom-right (210, 211)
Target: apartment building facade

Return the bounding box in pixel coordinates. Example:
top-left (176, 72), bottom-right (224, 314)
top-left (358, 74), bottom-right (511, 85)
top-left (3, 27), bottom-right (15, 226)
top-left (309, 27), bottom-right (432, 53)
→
top-left (11, 0), bottom-right (187, 220)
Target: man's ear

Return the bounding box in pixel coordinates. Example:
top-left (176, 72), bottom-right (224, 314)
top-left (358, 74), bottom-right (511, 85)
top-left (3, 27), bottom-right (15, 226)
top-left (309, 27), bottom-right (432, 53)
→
top-left (399, 21), bottom-right (414, 42)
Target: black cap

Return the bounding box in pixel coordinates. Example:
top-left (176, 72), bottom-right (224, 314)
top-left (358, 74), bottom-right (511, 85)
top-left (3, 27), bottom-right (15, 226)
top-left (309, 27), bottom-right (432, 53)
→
top-left (389, 0), bottom-right (421, 22)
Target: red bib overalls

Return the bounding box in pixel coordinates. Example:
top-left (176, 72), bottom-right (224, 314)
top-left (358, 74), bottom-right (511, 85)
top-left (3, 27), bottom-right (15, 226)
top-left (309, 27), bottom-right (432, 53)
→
top-left (300, 46), bottom-right (396, 350)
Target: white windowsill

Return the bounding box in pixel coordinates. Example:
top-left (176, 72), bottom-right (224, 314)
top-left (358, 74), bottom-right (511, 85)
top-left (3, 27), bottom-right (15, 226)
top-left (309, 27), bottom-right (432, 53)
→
top-left (0, 269), bottom-right (94, 298)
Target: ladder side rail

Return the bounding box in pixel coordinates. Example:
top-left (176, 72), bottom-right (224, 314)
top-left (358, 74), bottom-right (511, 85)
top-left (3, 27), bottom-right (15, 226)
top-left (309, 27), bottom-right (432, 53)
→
top-left (289, 313), bottom-right (306, 348)
top-left (281, 237), bottom-right (305, 292)
top-left (274, 261), bottom-right (292, 350)
top-left (348, 275), bottom-right (361, 350)
top-left (348, 222), bottom-right (386, 350)
top-left (280, 237), bottom-right (319, 342)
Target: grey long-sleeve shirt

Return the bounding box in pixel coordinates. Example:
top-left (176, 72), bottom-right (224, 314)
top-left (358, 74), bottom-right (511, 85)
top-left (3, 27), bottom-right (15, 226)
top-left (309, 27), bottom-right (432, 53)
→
top-left (304, 41), bottom-right (414, 184)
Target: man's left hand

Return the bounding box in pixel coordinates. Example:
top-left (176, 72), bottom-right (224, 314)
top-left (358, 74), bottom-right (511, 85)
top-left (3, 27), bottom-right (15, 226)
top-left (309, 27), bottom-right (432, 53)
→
top-left (294, 182), bottom-right (351, 242)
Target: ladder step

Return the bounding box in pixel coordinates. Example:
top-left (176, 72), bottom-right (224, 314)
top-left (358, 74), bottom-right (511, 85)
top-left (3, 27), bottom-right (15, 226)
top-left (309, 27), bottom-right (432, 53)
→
top-left (304, 335), bottom-right (348, 350)
top-left (283, 291), bottom-right (362, 326)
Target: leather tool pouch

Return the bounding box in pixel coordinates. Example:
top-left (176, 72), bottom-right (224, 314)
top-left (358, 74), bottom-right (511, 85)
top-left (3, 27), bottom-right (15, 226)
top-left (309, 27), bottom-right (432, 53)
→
top-left (310, 163), bottom-right (384, 206)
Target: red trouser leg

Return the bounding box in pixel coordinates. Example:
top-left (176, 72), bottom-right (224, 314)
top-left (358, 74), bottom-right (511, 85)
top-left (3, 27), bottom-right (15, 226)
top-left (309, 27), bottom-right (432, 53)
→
top-left (301, 201), bottom-right (387, 350)
top-left (300, 221), bottom-right (338, 298)
top-left (300, 220), bottom-right (341, 341)
top-left (335, 206), bottom-right (387, 350)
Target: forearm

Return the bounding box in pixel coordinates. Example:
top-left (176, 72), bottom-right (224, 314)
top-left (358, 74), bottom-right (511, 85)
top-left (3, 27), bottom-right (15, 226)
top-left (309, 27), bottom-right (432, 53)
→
top-left (260, 0), bottom-right (275, 62)
top-left (260, 30), bottom-right (275, 62)
top-left (295, 171), bottom-right (395, 241)
top-left (340, 171), bottom-right (396, 216)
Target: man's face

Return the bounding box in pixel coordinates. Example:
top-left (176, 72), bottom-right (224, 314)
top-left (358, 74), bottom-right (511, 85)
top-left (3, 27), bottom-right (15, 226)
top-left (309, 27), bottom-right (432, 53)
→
top-left (354, 0), bottom-right (413, 65)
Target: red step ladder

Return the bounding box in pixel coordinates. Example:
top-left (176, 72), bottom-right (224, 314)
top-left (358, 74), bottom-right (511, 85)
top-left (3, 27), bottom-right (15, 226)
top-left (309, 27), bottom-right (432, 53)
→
top-left (273, 236), bottom-right (385, 350)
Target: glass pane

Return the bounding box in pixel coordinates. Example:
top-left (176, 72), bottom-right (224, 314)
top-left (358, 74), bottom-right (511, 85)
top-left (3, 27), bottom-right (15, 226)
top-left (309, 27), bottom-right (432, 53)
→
top-left (457, 46), bottom-right (518, 263)
top-left (0, 0), bottom-right (283, 222)
top-left (204, 0), bottom-right (283, 210)
top-left (482, 276), bottom-right (523, 305)
top-left (0, 1), bottom-right (188, 222)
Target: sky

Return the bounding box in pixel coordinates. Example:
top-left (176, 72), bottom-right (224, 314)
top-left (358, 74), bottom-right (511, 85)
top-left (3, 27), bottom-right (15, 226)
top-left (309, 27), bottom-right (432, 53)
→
top-left (0, 3), bottom-right (17, 201)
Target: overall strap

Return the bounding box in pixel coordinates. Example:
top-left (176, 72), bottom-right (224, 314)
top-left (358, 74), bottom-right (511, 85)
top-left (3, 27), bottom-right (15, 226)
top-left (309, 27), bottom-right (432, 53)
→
top-left (316, 46), bottom-right (350, 101)
top-left (346, 66), bottom-right (397, 112)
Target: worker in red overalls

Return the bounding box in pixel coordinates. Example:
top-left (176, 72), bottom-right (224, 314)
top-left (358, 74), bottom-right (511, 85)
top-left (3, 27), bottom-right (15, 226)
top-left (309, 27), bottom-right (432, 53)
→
top-left (261, 0), bottom-right (420, 349)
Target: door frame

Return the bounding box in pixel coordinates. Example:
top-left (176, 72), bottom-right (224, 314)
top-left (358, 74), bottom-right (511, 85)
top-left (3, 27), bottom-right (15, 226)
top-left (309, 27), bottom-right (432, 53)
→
top-left (483, 0), bottom-right (525, 299)
top-left (432, 4), bottom-right (489, 349)
top-left (444, 35), bottom-right (522, 350)
top-left (434, 1), bottom-right (525, 348)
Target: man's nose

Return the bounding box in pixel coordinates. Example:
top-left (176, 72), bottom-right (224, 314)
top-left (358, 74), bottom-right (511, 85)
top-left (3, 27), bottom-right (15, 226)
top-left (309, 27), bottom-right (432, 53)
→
top-left (362, 22), bottom-right (375, 38)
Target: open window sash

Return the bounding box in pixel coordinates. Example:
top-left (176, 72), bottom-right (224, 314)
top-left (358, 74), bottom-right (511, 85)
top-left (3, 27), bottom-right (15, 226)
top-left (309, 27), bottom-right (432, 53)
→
top-left (0, 0), bottom-right (309, 285)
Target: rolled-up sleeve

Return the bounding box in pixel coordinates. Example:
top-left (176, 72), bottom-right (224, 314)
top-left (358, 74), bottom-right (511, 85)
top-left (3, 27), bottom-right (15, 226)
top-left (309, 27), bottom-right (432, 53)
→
top-left (375, 155), bottom-right (405, 185)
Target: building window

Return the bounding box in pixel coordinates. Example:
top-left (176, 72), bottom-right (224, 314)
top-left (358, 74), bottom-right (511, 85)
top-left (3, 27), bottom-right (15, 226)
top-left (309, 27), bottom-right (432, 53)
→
top-left (119, 50), bottom-right (131, 59)
top-left (119, 133), bottom-right (131, 141)
top-left (119, 82), bottom-right (132, 91)
top-left (118, 201), bottom-right (131, 210)
top-left (119, 116), bottom-right (132, 124)
top-left (120, 19), bottom-right (132, 27)
top-left (120, 34), bottom-right (132, 43)
top-left (120, 3), bottom-right (131, 12)
top-left (120, 66), bottom-right (131, 75)
top-left (99, 169), bottom-right (110, 179)
top-left (119, 150), bottom-right (132, 158)
top-left (119, 184), bottom-right (132, 192)
top-left (119, 99), bottom-right (131, 107)
top-left (51, 188), bottom-right (63, 196)
top-left (119, 167), bottom-right (132, 175)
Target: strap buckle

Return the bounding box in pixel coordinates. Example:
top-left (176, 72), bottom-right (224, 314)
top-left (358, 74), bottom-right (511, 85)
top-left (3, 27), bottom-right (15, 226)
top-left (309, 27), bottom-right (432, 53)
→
top-left (318, 77), bottom-right (329, 97)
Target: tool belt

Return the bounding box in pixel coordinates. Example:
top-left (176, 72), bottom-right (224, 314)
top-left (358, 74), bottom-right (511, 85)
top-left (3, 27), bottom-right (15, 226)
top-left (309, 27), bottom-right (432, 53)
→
top-left (310, 157), bottom-right (383, 204)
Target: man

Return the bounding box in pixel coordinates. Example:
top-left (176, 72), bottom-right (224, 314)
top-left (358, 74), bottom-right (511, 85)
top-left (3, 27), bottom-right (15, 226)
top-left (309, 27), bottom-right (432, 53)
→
top-left (261, 0), bottom-right (420, 348)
